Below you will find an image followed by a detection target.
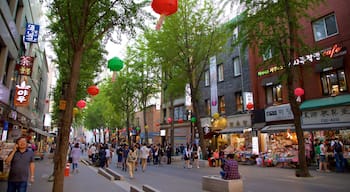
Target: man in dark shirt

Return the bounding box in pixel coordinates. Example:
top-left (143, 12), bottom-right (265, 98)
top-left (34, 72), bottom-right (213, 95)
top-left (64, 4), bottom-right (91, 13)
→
top-left (221, 154), bottom-right (240, 180)
top-left (5, 136), bottom-right (35, 192)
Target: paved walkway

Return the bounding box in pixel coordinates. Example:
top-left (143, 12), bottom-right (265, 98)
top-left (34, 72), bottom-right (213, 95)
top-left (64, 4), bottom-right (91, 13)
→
top-left (1, 154), bottom-right (350, 192)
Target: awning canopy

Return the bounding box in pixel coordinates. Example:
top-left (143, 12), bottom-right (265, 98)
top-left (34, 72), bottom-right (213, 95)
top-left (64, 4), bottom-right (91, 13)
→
top-left (219, 127), bottom-right (248, 134)
top-left (261, 122), bottom-right (350, 133)
top-left (30, 127), bottom-right (56, 137)
top-left (302, 122), bottom-right (350, 131)
top-left (300, 94), bottom-right (350, 110)
top-left (261, 124), bottom-right (295, 133)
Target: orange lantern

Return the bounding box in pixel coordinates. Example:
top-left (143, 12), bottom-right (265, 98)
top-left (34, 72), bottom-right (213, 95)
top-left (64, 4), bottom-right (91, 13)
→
top-left (76, 100), bottom-right (86, 109)
top-left (87, 85), bottom-right (99, 96)
top-left (151, 0), bottom-right (178, 30)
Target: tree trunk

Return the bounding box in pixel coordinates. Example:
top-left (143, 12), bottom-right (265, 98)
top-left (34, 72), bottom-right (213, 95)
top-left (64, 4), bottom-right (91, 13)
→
top-left (52, 48), bottom-right (84, 192)
top-left (192, 95), bottom-right (207, 160)
top-left (170, 100), bottom-right (174, 155)
top-left (143, 101), bottom-right (149, 145)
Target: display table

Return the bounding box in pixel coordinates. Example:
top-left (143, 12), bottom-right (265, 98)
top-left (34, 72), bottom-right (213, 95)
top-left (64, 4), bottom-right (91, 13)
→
top-left (202, 175), bottom-right (243, 192)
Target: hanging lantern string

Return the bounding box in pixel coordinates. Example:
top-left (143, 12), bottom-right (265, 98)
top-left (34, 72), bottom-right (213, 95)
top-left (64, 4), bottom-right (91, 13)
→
top-left (156, 14), bottom-right (166, 30)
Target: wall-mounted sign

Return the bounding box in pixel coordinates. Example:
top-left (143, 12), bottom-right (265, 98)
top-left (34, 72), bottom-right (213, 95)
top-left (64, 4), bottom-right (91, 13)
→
top-left (302, 106), bottom-right (350, 125)
top-left (257, 44), bottom-right (347, 77)
top-left (243, 92), bottom-right (254, 111)
top-left (24, 23), bottom-right (40, 43)
top-left (265, 103), bottom-right (294, 122)
top-left (18, 56), bottom-right (34, 76)
top-left (14, 81), bottom-right (31, 107)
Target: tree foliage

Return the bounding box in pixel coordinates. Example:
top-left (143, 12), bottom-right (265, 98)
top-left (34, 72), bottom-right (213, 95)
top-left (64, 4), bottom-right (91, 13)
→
top-left (145, 0), bottom-right (231, 158)
top-left (46, 0), bottom-right (151, 191)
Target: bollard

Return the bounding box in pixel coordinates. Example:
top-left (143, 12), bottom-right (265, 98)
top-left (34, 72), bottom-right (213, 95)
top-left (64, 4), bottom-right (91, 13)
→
top-left (64, 163), bottom-right (70, 176)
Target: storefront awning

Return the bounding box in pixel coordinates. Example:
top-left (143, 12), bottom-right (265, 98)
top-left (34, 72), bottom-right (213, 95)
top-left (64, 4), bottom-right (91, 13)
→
top-left (30, 127), bottom-right (56, 137)
top-left (219, 127), bottom-right (248, 134)
top-left (261, 124), bottom-right (295, 133)
top-left (300, 94), bottom-right (350, 110)
top-left (302, 122), bottom-right (350, 131)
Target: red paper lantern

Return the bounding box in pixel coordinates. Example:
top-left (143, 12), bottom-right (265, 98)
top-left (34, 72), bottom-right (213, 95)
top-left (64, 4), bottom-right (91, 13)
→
top-left (167, 117), bottom-right (172, 123)
top-left (178, 118), bottom-right (184, 123)
top-left (155, 123), bottom-right (160, 126)
top-left (76, 100), bottom-right (86, 109)
top-left (151, 0), bottom-right (178, 30)
top-left (87, 85), bottom-right (99, 96)
top-left (294, 88), bottom-right (305, 96)
top-left (246, 102), bottom-right (254, 110)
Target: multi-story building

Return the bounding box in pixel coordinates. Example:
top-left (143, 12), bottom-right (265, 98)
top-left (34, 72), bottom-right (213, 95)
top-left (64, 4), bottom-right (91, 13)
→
top-left (134, 104), bottom-right (161, 145)
top-left (0, 0), bottom-right (51, 143)
top-left (249, 0), bottom-right (350, 160)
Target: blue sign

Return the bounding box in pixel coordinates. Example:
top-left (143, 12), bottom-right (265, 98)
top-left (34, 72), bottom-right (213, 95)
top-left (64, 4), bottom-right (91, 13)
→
top-left (4, 121), bottom-right (8, 131)
top-left (24, 23), bottom-right (40, 43)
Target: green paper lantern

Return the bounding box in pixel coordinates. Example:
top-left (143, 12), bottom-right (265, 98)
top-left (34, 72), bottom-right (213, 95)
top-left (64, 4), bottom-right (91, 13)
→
top-left (136, 127), bottom-right (141, 131)
top-left (191, 117), bottom-right (196, 123)
top-left (107, 57), bottom-right (124, 71)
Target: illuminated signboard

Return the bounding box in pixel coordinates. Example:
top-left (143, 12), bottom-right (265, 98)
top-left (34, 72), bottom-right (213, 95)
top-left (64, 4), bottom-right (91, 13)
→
top-left (14, 81), bottom-right (31, 107)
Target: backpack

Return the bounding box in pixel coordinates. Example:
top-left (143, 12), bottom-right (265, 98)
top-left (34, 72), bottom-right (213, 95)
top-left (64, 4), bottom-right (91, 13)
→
top-left (334, 142), bottom-right (342, 153)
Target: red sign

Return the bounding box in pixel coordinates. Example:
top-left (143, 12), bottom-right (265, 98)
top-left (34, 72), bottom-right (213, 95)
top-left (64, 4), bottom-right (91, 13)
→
top-left (322, 44), bottom-right (344, 58)
top-left (14, 81), bottom-right (31, 107)
top-left (18, 56), bottom-right (34, 76)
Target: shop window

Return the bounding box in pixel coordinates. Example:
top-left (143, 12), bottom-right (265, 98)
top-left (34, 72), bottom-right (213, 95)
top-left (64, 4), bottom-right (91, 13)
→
top-left (235, 92), bottom-right (243, 112)
top-left (263, 48), bottom-right (272, 61)
top-left (266, 84), bottom-right (283, 105)
top-left (205, 99), bottom-right (211, 116)
top-left (204, 70), bottom-right (210, 86)
top-left (218, 96), bottom-right (225, 114)
top-left (217, 64), bottom-right (224, 82)
top-left (233, 57), bottom-right (241, 77)
top-left (321, 69), bottom-right (348, 96)
top-left (312, 14), bottom-right (338, 41)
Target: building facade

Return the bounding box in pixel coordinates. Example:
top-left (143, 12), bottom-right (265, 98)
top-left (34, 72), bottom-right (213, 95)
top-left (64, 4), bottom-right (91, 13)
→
top-left (0, 0), bottom-right (50, 143)
top-left (249, 0), bottom-right (350, 163)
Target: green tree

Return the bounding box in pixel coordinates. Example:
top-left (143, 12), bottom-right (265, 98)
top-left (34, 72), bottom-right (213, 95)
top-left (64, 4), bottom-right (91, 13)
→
top-left (229, 0), bottom-right (324, 177)
top-left (47, 1), bottom-right (150, 191)
top-left (145, 0), bottom-right (230, 158)
top-left (125, 37), bottom-right (161, 144)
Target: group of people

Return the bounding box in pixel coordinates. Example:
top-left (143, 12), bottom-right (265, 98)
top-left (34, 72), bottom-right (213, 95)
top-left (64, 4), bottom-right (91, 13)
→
top-left (315, 136), bottom-right (347, 172)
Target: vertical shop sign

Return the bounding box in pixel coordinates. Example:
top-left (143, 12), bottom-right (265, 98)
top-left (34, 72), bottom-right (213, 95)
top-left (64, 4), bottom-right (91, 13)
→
top-left (14, 81), bottom-right (31, 107)
top-left (18, 56), bottom-right (34, 76)
top-left (24, 23), bottom-right (40, 43)
top-left (210, 56), bottom-right (218, 114)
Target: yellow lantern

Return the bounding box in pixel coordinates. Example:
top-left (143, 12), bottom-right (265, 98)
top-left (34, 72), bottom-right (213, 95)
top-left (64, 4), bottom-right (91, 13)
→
top-left (212, 112), bottom-right (220, 119)
top-left (218, 117), bottom-right (227, 129)
top-left (73, 107), bottom-right (79, 116)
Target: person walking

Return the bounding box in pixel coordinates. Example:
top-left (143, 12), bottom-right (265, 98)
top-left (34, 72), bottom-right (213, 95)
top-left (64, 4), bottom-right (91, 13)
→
top-left (183, 145), bottom-right (191, 169)
top-left (166, 144), bottom-right (172, 164)
top-left (127, 145), bottom-right (138, 179)
top-left (5, 136), bottom-right (35, 192)
top-left (70, 143), bottom-right (81, 173)
top-left (331, 137), bottom-right (345, 172)
top-left (140, 143), bottom-right (150, 172)
top-left (122, 144), bottom-right (130, 171)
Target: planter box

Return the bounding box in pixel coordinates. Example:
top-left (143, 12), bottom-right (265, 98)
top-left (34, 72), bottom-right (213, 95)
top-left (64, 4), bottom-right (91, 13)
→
top-left (202, 175), bottom-right (243, 192)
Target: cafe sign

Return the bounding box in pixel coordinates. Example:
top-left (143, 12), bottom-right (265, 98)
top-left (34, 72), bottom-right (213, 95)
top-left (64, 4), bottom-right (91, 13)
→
top-left (14, 81), bottom-right (31, 107)
top-left (257, 44), bottom-right (347, 77)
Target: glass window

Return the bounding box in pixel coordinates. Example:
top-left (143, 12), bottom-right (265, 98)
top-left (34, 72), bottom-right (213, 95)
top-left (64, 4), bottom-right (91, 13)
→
top-left (266, 84), bottom-right (283, 105)
top-left (233, 57), bottom-right (241, 76)
top-left (218, 96), bottom-right (225, 114)
top-left (235, 92), bottom-right (243, 112)
top-left (320, 69), bottom-right (347, 96)
top-left (205, 99), bottom-right (211, 116)
top-left (263, 48), bottom-right (272, 61)
top-left (204, 70), bottom-right (210, 86)
top-left (218, 64), bottom-right (224, 82)
top-left (173, 106), bottom-right (186, 121)
top-left (313, 14), bottom-right (338, 41)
